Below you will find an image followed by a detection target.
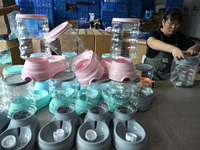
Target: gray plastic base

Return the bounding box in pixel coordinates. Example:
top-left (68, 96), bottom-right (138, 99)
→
top-left (0, 110), bottom-right (40, 150)
top-left (114, 120), bottom-right (147, 150)
top-left (76, 121), bottom-right (111, 150)
top-left (84, 105), bottom-right (111, 126)
top-left (38, 105), bottom-right (80, 150)
top-left (0, 110), bottom-right (10, 134)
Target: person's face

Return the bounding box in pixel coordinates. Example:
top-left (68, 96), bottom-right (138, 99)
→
top-left (98, 22), bottom-right (101, 25)
top-left (162, 18), bottom-right (181, 36)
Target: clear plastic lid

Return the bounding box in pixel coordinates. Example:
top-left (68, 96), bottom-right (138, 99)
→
top-left (175, 55), bottom-right (199, 66)
top-left (85, 129), bottom-right (97, 141)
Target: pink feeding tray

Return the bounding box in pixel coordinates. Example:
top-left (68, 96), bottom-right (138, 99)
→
top-left (21, 55), bottom-right (68, 81)
top-left (101, 56), bottom-right (137, 82)
top-left (72, 50), bottom-right (104, 87)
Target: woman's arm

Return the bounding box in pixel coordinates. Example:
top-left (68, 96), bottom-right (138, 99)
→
top-left (147, 36), bottom-right (186, 60)
top-left (185, 43), bottom-right (200, 55)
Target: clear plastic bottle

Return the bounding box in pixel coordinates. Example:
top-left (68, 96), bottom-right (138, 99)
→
top-left (48, 71), bottom-right (79, 114)
top-left (1, 74), bottom-right (36, 118)
top-left (44, 21), bottom-right (88, 55)
top-left (102, 76), bottom-right (140, 113)
top-left (16, 14), bottom-right (50, 59)
top-left (110, 18), bottom-right (140, 61)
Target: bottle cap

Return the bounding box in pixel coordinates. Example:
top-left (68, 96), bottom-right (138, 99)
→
top-left (125, 132), bottom-right (137, 142)
top-left (85, 129), bottom-right (97, 142)
top-left (53, 129), bottom-right (65, 142)
top-left (1, 135), bottom-right (17, 149)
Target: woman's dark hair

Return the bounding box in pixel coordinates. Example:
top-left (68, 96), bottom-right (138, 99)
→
top-left (158, 8), bottom-right (183, 28)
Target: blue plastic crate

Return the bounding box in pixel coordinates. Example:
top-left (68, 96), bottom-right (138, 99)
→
top-left (15, 0), bottom-right (34, 8)
top-left (78, 12), bottom-right (89, 20)
top-left (101, 11), bottom-right (114, 21)
top-left (101, 2), bottom-right (115, 12)
top-left (166, 0), bottom-right (184, 6)
top-left (129, 0), bottom-right (142, 5)
top-left (78, 18), bottom-right (88, 29)
top-left (89, 4), bottom-right (100, 13)
top-left (77, 4), bottom-right (89, 12)
top-left (165, 5), bottom-right (183, 12)
top-left (20, 7), bottom-right (35, 14)
top-left (102, 21), bottom-right (111, 28)
top-left (34, 7), bottom-right (54, 29)
top-left (115, 12), bottom-right (129, 18)
top-left (66, 0), bottom-right (77, 5)
top-left (54, 0), bottom-right (66, 11)
top-left (77, 0), bottom-right (88, 2)
top-left (93, 12), bottom-right (100, 19)
top-left (90, 0), bottom-right (100, 4)
top-left (128, 12), bottom-right (142, 18)
top-left (66, 11), bottom-right (78, 19)
top-left (115, 3), bottom-right (129, 13)
top-left (34, 0), bottom-right (53, 8)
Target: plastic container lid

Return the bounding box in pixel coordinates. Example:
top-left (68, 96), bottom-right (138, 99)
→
top-left (112, 18), bottom-right (140, 23)
top-left (1, 135), bottom-right (17, 149)
top-left (3, 74), bottom-right (32, 86)
top-left (51, 71), bottom-right (76, 82)
top-left (125, 132), bottom-right (137, 142)
top-left (53, 129), bottom-right (65, 142)
top-left (16, 14), bottom-right (48, 19)
top-left (3, 65), bottom-right (24, 75)
top-left (62, 52), bottom-right (78, 58)
top-left (85, 129), bottom-right (97, 141)
top-left (44, 22), bottom-right (70, 41)
top-left (135, 63), bottom-right (153, 72)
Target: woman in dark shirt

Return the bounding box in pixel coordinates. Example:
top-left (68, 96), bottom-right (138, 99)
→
top-left (144, 8), bottom-right (200, 80)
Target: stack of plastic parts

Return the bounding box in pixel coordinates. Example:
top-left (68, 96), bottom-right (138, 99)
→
top-left (113, 105), bottom-right (147, 150)
top-left (48, 71), bottom-right (79, 114)
top-left (38, 105), bottom-right (80, 150)
top-left (2, 74), bottom-right (37, 118)
top-left (76, 105), bottom-right (112, 150)
top-left (0, 110), bottom-right (40, 149)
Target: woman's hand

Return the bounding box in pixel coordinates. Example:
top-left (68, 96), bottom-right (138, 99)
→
top-left (185, 44), bottom-right (200, 56)
top-left (170, 46), bottom-right (185, 60)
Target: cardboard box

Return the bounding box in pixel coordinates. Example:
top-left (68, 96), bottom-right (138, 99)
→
top-left (0, 38), bottom-right (18, 51)
top-left (66, 20), bottom-right (78, 28)
top-left (133, 39), bottom-right (147, 65)
top-left (92, 29), bottom-right (111, 59)
top-left (0, 64), bottom-right (11, 77)
top-left (77, 29), bottom-right (95, 51)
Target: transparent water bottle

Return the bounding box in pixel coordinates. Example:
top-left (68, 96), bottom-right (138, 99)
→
top-left (48, 71), bottom-right (79, 114)
top-left (16, 14), bottom-right (50, 59)
top-left (1, 74), bottom-right (36, 118)
top-left (111, 18), bottom-right (140, 61)
top-left (102, 76), bottom-right (140, 113)
top-left (44, 21), bottom-right (88, 55)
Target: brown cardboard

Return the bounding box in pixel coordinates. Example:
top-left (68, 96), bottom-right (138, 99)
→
top-left (92, 29), bottom-right (111, 59)
top-left (66, 20), bottom-right (78, 28)
top-left (10, 44), bottom-right (25, 65)
top-left (78, 29), bottom-right (95, 52)
top-left (0, 38), bottom-right (18, 51)
top-left (133, 39), bottom-right (147, 65)
top-left (0, 64), bottom-right (11, 77)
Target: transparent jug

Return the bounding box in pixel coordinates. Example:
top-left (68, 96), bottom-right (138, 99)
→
top-left (1, 74), bottom-right (36, 118)
top-left (44, 21), bottom-right (88, 55)
top-left (48, 71), bottom-right (79, 114)
top-left (16, 14), bottom-right (50, 59)
top-left (110, 18), bottom-right (140, 61)
top-left (170, 55), bottom-right (200, 87)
